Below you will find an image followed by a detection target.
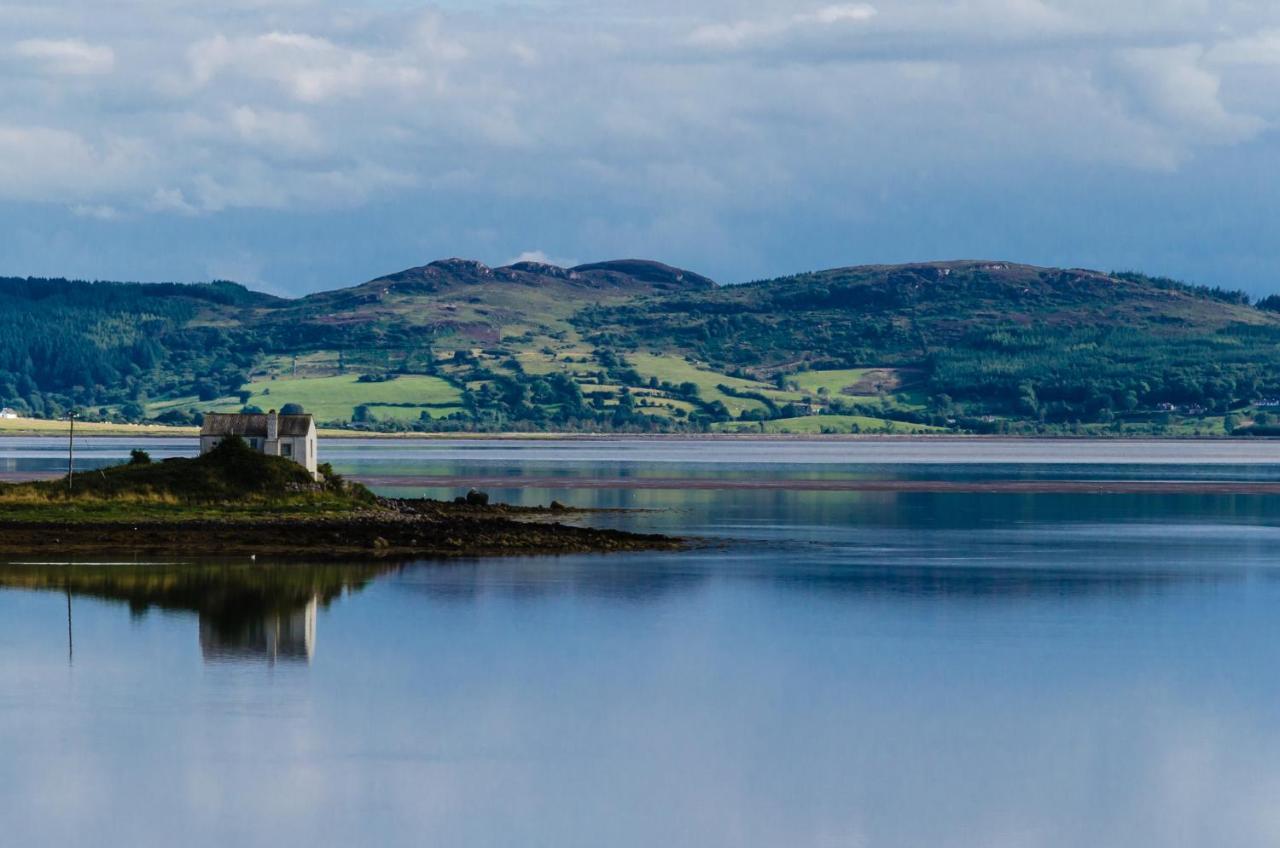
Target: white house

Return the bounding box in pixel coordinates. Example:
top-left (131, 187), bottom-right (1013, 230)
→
top-left (0, 408), bottom-right (19, 420)
top-left (199, 410), bottom-right (319, 477)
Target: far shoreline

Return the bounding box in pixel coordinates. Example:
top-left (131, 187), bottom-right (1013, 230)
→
top-left (0, 419), bottom-right (1273, 442)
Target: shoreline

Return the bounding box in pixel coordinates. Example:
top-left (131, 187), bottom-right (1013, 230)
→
top-left (322, 476), bottom-right (1280, 495)
top-left (0, 420), bottom-right (1274, 442)
top-left (0, 511), bottom-right (681, 559)
top-left (6, 471), bottom-right (1280, 494)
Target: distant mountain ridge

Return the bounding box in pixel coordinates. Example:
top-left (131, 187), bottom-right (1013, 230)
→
top-left (363, 258), bottom-right (716, 293)
top-left (0, 258), bottom-right (1277, 436)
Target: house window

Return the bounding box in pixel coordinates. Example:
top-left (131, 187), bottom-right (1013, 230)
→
top-left (249, 438), bottom-right (259, 450)
top-left (282, 443), bottom-right (293, 457)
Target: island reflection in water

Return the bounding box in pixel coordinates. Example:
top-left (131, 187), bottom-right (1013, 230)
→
top-left (0, 561), bottom-right (395, 664)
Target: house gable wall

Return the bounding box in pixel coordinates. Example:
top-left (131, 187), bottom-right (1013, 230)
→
top-left (198, 415), bottom-right (318, 477)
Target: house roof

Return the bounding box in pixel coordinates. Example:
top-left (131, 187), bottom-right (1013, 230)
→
top-left (200, 413), bottom-right (314, 438)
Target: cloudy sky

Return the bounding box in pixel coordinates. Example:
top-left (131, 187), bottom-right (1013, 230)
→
top-left (3, 0), bottom-right (1280, 295)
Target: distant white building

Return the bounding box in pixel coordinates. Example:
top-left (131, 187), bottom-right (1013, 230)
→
top-left (199, 409), bottom-right (318, 477)
top-left (0, 408), bottom-right (18, 420)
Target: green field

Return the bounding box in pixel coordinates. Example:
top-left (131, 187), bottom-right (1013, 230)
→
top-left (241, 375), bottom-right (461, 422)
top-left (150, 374), bottom-right (463, 423)
top-left (628, 353), bottom-right (775, 416)
top-left (788, 368), bottom-right (876, 394)
top-left (0, 418), bottom-right (195, 436)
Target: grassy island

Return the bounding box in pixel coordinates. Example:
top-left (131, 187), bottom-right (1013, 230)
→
top-left (0, 438), bottom-right (679, 558)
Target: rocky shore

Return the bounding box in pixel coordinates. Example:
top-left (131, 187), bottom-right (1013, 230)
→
top-left (0, 442), bottom-right (681, 559)
top-left (0, 504), bottom-right (680, 559)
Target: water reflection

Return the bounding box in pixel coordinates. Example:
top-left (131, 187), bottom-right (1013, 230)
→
top-left (388, 550), bottom-right (1246, 609)
top-left (0, 561), bottom-right (393, 664)
top-left (198, 595), bottom-right (317, 663)
top-left (7, 435), bottom-right (1280, 484)
top-left (7, 439), bottom-right (1280, 846)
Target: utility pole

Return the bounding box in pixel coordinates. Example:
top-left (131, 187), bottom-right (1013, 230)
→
top-left (66, 410), bottom-right (77, 492)
top-left (65, 578), bottom-right (73, 664)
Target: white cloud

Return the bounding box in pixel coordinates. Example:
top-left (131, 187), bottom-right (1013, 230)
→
top-left (0, 126), bottom-right (145, 202)
top-left (186, 31), bottom-right (430, 103)
top-left (13, 37), bottom-right (114, 75)
top-left (70, 203), bottom-right (122, 221)
top-left (1116, 45), bottom-right (1266, 146)
top-left (184, 159), bottom-right (417, 214)
top-left (689, 5), bottom-right (877, 49)
top-left (146, 188), bottom-right (199, 217)
top-left (1208, 29), bottom-right (1280, 66)
top-left (229, 106), bottom-right (322, 153)
top-left (0, 0), bottom-right (1277, 286)
top-left (804, 5), bottom-right (879, 26)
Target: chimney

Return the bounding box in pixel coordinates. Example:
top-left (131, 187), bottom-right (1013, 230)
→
top-left (267, 409), bottom-right (279, 441)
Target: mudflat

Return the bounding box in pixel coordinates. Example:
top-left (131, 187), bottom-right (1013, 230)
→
top-left (0, 508), bottom-right (679, 559)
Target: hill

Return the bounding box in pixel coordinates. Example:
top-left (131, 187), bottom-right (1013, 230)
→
top-left (2, 259), bottom-right (1279, 436)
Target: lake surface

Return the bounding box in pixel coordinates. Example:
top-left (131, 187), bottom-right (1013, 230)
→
top-left (3, 437), bottom-right (1280, 846)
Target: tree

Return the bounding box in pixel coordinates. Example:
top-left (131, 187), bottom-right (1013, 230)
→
top-left (280, 402), bottom-right (304, 415)
top-left (1016, 381), bottom-right (1039, 416)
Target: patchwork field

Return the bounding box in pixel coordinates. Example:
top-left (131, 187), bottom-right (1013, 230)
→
top-left (243, 375), bottom-right (462, 422)
top-left (627, 353), bottom-right (777, 416)
top-left (149, 374), bottom-right (463, 424)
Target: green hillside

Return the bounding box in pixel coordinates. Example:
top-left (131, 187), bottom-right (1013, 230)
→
top-left (3, 259), bottom-right (1280, 436)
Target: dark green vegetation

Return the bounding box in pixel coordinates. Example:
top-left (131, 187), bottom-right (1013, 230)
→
top-left (0, 439), bottom-right (678, 556)
top-left (4, 259), bottom-right (1280, 436)
top-left (1, 435), bottom-right (367, 515)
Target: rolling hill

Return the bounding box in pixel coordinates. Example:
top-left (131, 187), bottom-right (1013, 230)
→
top-left (3, 258), bottom-right (1279, 436)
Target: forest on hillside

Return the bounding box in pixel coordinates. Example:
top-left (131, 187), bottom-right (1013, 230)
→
top-left (3, 260), bottom-right (1280, 437)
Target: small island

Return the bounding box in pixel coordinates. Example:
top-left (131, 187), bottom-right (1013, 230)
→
top-left (0, 437), bottom-right (679, 558)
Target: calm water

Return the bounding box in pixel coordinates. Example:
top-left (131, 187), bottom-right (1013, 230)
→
top-left (3, 438), bottom-right (1280, 846)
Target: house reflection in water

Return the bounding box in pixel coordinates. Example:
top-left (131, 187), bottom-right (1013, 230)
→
top-left (199, 596), bottom-right (318, 664)
top-left (0, 561), bottom-right (392, 667)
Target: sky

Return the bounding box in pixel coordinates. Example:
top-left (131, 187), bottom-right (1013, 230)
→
top-left (2, 0), bottom-right (1280, 296)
